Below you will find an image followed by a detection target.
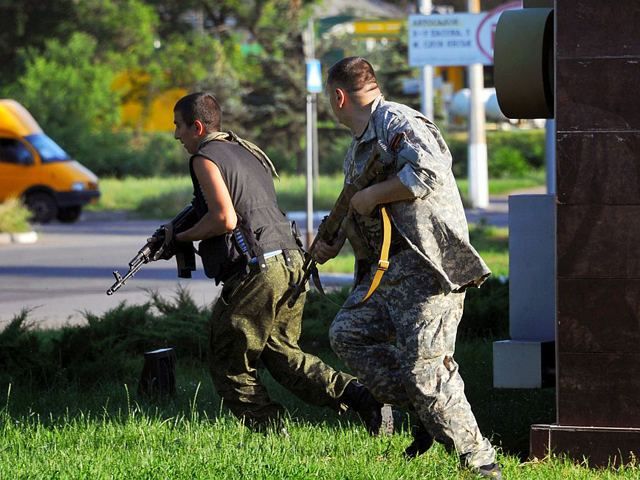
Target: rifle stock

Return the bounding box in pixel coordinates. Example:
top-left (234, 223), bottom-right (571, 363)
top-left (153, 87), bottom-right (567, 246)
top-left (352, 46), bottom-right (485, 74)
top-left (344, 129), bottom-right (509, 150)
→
top-left (287, 148), bottom-right (388, 307)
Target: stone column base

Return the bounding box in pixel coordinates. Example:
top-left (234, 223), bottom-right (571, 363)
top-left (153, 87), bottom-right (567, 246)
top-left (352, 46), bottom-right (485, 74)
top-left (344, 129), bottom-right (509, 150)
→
top-left (531, 424), bottom-right (640, 467)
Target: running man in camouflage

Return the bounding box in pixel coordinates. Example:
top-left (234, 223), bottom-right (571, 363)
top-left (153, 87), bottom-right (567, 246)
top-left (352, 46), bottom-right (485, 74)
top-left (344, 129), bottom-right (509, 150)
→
top-left (312, 57), bottom-right (501, 479)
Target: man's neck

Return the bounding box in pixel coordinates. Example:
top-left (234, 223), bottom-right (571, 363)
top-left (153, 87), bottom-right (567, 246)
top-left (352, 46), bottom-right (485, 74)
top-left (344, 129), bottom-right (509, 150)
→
top-left (349, 92), bottom-right (381, 137)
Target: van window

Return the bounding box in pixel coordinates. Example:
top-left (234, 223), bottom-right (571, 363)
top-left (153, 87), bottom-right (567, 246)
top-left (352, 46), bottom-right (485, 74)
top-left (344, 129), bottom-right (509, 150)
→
top-left (25, 134), bottom-right (70, 163)
top-left (0, 138), bottom-right (33, 165)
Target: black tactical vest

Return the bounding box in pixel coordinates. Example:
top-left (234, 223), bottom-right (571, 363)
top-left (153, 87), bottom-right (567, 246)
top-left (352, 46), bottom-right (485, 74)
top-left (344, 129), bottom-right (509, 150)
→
top-left (189, 140), bottom-right (299, 282)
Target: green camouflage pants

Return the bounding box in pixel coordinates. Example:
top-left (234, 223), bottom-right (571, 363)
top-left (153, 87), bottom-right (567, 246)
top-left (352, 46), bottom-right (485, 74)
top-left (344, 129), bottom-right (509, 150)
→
top-left (208, 250), bottom-right (355, 427)
top-left (329, 249), bottom-right (496, 468)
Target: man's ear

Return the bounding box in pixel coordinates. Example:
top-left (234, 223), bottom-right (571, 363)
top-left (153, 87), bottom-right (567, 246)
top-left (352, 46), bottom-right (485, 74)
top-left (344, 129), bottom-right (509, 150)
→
top-left (193, 119), bottom-right (206, 136)
top-left (335, 88), bottom-right (347, 109)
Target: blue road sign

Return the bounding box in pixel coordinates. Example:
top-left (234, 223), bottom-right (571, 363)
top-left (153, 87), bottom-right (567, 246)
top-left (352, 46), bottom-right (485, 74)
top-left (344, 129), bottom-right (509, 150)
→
top-left (306, 59), bottom-right (323, 93)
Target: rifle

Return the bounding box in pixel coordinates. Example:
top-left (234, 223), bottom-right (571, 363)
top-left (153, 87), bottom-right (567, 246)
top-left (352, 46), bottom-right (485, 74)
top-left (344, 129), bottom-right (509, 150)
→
top-left (287, 146), bottom-right (390, 308)
top-left (106, 205), bottom-right (199, 296)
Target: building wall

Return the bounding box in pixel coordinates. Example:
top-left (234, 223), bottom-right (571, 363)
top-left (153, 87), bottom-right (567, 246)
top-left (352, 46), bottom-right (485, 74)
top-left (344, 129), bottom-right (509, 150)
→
top-left (555, 0), bottom-right (640, 427)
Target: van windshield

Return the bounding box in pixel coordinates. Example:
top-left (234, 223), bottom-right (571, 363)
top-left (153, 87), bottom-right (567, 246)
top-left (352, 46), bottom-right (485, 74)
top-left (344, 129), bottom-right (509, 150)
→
top-left (25, 134), bottom-right (71, 163)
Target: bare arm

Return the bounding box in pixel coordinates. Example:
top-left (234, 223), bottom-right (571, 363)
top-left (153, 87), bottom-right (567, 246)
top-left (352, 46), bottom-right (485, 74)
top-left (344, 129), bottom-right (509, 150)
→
top-left (175, 157), bottom-right (237, 242)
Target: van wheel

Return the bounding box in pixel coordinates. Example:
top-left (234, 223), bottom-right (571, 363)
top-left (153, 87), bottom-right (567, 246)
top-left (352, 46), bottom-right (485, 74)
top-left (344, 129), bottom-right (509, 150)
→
top-left (57, 206), bottom-right (82, 223)
top-left (25, 191), bottom-right (58, 224)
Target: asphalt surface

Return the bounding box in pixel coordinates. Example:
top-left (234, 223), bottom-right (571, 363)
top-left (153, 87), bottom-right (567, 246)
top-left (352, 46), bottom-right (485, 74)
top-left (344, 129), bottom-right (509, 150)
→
top-left (0, 195), bottom-right (512, 330)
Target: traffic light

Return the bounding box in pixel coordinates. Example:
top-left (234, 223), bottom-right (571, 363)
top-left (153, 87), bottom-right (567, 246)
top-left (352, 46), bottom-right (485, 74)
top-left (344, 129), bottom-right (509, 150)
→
top-left (494, 5), bottom-right (554, 119)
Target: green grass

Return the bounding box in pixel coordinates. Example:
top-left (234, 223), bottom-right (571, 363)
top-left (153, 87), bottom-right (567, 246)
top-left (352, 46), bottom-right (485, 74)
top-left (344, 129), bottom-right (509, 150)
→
top-left (0, 345), bottom-right (635, 479)
top-left (89, 175), bottom-right (511, 276)
top-left (89, 174), bottom-right (517, 276)
top-left (0, 198), bottom-right (31, 233)
top-left (457, 170), bottom-right (546, 196)
top-left (0, 291), bottom-right (635, 478)
top-left (88, 174), bottom-right (347, 217)
top-left (318, 224), bottom-right (509, 277)
top-left (89, 173), bottom-right (546, 218)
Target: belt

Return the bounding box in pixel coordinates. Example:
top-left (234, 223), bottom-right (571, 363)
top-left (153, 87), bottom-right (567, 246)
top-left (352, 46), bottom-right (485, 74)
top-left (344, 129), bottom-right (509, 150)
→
top-left (248, 249), bottom-right (283, 265)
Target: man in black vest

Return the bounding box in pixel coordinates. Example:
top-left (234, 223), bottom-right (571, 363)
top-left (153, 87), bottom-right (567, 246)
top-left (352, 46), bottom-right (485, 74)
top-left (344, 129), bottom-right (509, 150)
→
top-left (171, 91), bottom-right (388, 433)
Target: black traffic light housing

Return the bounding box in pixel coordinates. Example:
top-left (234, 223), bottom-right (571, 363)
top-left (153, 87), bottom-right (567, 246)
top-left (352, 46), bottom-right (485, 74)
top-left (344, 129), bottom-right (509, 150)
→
top-left (494, 2), bottom-right (554, 119)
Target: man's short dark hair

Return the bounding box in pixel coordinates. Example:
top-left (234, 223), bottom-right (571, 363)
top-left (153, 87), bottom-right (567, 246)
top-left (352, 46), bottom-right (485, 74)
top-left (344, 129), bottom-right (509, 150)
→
top-left (174, 92), bottom-right (221, 131)
top-left (327, 57), bottom-right (378, 93)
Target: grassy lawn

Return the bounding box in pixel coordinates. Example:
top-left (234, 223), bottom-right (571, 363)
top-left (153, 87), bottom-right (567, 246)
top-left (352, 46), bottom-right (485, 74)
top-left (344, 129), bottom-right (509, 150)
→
top-left (0, 341), bottom-right (633, 478)
top-left (0, 288), bottom-right (635, 478)
top-left (87, 174), bottom-right (523, 277)
top-left (88, 173), bottom-right (545, 218)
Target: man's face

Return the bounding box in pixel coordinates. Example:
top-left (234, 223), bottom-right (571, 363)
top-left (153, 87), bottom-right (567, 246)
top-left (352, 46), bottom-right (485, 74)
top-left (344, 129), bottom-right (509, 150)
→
top-left (173, 111), bottom-right (200, 154)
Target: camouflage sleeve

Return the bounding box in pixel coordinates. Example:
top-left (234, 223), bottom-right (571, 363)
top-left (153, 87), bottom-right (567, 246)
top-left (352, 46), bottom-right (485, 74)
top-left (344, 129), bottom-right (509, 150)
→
top-left (382, 114), bottom-right (449, 199)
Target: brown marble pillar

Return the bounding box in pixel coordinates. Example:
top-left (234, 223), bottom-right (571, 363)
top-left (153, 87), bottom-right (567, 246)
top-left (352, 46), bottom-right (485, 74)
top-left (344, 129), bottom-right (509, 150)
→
top-left (530, 0), bottom-right (640, 466)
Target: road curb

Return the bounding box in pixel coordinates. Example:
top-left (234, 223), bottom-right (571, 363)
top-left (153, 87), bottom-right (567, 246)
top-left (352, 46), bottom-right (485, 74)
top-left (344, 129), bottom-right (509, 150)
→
top-left (11, 231), bottom-right (38, 244)
top-left (0, 231), bottom-right (38, 245)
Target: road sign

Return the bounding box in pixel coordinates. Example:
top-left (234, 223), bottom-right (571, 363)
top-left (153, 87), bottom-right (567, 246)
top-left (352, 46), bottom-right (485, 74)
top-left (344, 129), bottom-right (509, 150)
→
top-left (353, 20), bottom-right (403, 37)
top-left (306, 59), bottom-right (323, 93)
top-left (408, 1), bottom-right (521, 67)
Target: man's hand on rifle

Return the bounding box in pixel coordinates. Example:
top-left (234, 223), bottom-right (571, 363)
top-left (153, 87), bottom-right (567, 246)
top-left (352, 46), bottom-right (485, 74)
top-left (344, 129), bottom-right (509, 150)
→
top-left (150, 223), bottom-right (176, 261)
top-left (312, 237), bottom-right (345, 264)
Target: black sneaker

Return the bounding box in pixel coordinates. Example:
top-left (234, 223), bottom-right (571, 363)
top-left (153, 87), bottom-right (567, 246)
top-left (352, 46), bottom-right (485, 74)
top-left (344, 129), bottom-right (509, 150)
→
top-left (404, 423), bottom-right (434, 459)
top-left (340, 381), bottom-right (394, 436)
top-left (475, 463), bottom-right (502, 479)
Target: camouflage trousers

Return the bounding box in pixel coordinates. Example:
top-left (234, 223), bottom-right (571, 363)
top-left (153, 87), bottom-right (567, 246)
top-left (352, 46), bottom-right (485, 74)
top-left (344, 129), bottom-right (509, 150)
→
top-left (329, 249), bottom-right (496, 468)
top-left (208, 250), bottom-right (355, 428)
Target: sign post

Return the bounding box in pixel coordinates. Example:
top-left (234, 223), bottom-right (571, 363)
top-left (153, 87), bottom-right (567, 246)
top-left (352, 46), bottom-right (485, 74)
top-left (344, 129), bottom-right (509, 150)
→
top-left (305, 58), bottom-right (323, 248)
top-left (408, 1), bottom-right (521, 209)
top-left (417, 0), bottom-right (434, 121)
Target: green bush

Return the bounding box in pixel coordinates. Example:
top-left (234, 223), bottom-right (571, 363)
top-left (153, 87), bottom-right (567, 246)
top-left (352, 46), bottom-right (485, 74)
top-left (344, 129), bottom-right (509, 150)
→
top-left (63, 130), bottom-right (185, 179)
top-left (318, 130), bottom-right (352, 175)
top-left (489, 146), bottom-right (530, 178)
top-left (459, 277), bottom-right (509, 340)
top-left (0, 198), bottom-right (31, 233)
top-left (446, 129), bottom-right (545, 178)
top-left (489, 129), bottom-right (545, 169)
top-left (0, 288), bottom-right (210, 387)
top-left (0, 279), bottom-right (508, 388)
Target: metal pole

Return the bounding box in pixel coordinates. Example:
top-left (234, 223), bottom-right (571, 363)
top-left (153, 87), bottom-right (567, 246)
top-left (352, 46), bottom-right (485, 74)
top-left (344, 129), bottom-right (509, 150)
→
top-left (306, 93), bottom-right (314, 249)
top-left (545, 119), bottom-right (556, 194)
top-left (418, 0), bottom-right (434, 119)
top-left (312, 93), bottom-right (319, 186)
top-left (467, 0), bottom-right (489, 209)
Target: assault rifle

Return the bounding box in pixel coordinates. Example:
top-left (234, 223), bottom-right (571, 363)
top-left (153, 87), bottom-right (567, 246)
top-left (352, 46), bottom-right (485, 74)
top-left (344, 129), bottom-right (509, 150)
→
top-left (106, 205), bottom-right (199, 296)
top-left (287, 145), bottom-right (390, 308)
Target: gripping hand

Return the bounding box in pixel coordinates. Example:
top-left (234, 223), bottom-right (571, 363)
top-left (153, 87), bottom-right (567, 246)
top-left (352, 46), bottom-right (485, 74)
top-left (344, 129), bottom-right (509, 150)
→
top-left (151, 223), bottom-right (176, 261)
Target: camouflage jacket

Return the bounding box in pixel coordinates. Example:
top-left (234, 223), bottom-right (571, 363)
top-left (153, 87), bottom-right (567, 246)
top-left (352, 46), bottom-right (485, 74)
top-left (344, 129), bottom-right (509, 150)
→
top-left (343, 95), bottom-right (491, 293)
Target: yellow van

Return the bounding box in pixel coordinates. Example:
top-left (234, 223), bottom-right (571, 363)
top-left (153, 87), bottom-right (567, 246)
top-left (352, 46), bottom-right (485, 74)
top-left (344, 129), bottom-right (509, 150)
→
top-left (0, 99), bottom-right (100, 223)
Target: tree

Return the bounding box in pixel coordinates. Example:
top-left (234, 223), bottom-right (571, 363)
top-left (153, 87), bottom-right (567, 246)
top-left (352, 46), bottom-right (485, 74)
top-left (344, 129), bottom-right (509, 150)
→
top-left (0, 0), bottom-right (77, 83)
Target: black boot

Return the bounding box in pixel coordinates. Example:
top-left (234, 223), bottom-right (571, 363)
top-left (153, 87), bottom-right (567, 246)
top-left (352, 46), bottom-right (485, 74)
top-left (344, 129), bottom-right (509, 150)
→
top-left (404, 423), bottom-right (434, 459)
top-left (474, 463), bottom-right (502, 479)
top-left (340, 381), bottom-right (393, 436)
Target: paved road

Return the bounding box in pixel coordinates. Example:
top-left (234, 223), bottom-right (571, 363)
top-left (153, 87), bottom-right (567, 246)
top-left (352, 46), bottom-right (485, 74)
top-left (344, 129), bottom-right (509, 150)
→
top-left (0, 197), bottom-right (511, 330)
top-left (0, 215), bottom-right (220, 329)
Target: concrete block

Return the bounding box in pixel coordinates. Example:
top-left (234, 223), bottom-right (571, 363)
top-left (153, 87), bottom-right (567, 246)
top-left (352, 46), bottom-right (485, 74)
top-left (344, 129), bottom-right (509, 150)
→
top-left (493, 339), bottom-right (555, 389)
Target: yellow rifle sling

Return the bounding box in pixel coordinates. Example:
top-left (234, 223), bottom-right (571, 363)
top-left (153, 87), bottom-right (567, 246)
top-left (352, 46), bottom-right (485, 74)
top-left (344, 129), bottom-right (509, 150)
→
top-left (359, 205), bottom-right (392, 303)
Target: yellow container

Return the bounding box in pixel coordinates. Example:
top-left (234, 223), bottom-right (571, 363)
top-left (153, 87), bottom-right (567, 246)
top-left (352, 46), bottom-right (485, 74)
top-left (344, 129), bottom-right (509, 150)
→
top-left (0, 99), bottom-right (100, 223)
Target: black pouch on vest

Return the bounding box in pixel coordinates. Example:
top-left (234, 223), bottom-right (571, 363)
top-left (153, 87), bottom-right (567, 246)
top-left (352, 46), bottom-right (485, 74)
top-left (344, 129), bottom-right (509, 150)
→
top-left (199, 234), bottom-right (246, 284)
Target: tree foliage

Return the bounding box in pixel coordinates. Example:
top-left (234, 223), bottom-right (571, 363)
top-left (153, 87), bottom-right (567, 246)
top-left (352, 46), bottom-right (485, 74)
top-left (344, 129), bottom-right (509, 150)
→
top-left (2, 0), bottom-right (457, 176)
